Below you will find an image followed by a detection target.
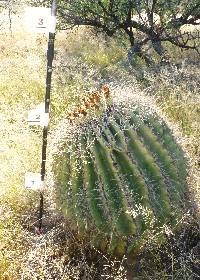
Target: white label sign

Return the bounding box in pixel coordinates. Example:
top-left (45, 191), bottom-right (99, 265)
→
top-left (28, 111), bottom-right (49, 126)
top-left (28, 110), bottom-right (41, 124)
top-left (28, 103), bottom-right (49, 127)
top-left (24, 7), bottom-right (56, 33)
top-left (25, 172), bottom-right (43, 190)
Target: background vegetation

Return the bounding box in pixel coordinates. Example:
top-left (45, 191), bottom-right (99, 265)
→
top-left (0, 3), bottom-right (199, 279)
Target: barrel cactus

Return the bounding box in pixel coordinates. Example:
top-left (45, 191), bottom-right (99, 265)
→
top-left (54, 86), bottom-right (188, 257)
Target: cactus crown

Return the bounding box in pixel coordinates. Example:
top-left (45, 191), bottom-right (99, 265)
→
top-left (67, 85), bottom-right (110, 123)
top-left (55, 90), bottom-right (188, 256)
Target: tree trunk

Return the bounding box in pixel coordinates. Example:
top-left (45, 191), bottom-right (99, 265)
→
top-left (151, 39), bottom-right (171, 65)
top-left (128, 40), bottom-right (154, 67)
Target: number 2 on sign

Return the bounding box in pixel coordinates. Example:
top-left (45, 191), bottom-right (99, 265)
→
top-left (35, 114), bottom-right (41, 120)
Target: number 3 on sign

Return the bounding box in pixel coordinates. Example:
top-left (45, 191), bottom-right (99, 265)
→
top-left (38, 18), bottom-right (44, 26)
top-left (36, 16), bottom-right (46, 29)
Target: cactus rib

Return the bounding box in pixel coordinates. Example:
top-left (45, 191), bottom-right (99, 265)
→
top-left (124, 129), bottom-right (172, 224)
top-left (145, 116), bottom-right (187, 184)
top-left (130, 115), bottom-right (184, 202)
top-left (83, 151), bottom-right (110, 232)
top-left (92, 137), bottom-right (137, 236)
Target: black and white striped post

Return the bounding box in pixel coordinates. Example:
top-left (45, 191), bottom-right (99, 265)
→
top-left (37, 0), bottom-right (57, 234)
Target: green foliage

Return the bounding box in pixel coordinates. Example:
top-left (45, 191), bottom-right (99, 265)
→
top-left (55, 105), bottom-right (188, 257)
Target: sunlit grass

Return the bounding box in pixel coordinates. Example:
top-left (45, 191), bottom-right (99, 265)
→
top-left (0, 32), bottom-right (46, 278)
top-left (156, 87), bottom-right (200, 138)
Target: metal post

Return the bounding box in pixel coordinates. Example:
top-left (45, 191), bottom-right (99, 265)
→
top-left (37, 0), bottom-right (57, 233)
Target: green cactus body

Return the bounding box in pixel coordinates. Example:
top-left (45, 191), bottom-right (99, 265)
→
top-left (56, 153), bottom-right (73, 217)
top-left (54, 105), bottom-right (188, 256)
top-left (145, 116), bottom-right (187, 185)
top-left (83, 153), bottom-right (110, 232)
